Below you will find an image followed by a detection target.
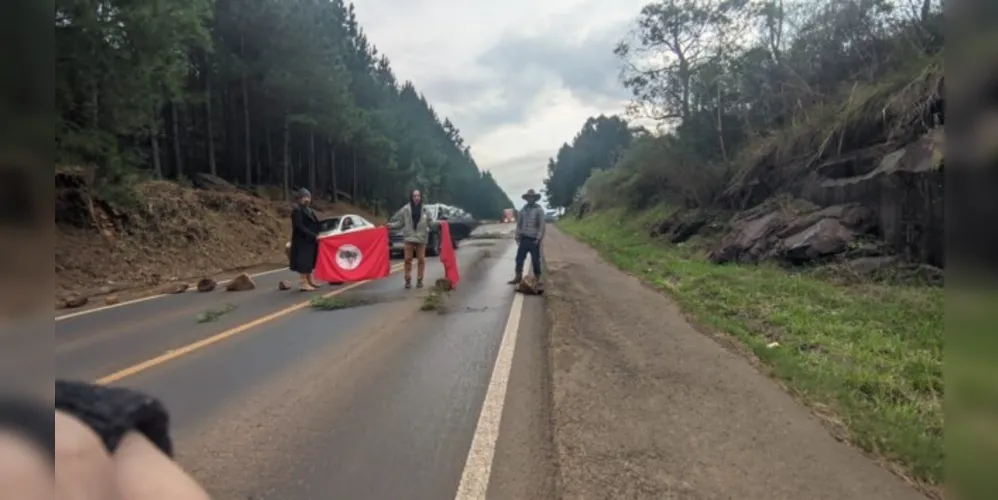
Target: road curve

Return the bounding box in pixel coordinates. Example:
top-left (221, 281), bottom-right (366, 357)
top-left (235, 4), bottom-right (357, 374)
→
top-left (55, 224), bottom-right (557, 499)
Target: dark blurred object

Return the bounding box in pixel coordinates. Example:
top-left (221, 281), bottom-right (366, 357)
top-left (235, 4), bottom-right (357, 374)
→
top-left (0, 394), bottom-right (54, 458)
top-left (55, 380), bottom-right (173, 457)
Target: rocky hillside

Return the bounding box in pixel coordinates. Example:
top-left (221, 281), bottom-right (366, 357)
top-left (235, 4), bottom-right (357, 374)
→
top-left (54, 166), bottom-right (382, 307)
top-left (696, 60), bottom-right (944, 274)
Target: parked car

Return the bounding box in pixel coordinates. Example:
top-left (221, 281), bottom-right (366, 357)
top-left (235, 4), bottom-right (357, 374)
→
top-left (285, 214), bottom-right (376, 257)
top-left (388, 203), bottom-right (479, 257)
top-left (544, 210), bottom-right (559, 223)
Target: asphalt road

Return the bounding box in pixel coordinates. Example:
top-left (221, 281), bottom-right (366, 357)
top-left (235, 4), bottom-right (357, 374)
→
top-left (54, 224), bottom-right (557, 500)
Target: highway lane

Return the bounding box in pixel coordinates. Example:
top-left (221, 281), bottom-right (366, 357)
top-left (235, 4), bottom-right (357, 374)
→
top-left (56, 226), bottom-right (506, 381)
top-left (55, 223), bottom-right (556, 499)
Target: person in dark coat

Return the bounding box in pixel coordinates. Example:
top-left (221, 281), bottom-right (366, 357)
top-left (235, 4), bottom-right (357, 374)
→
top-left (288, 188), bottom-right (321, 291)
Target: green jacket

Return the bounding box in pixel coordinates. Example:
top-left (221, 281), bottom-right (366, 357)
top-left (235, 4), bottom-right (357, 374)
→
top-left (388, 203), bottom-right (438, 245)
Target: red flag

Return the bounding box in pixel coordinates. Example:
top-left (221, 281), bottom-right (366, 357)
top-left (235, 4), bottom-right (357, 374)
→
top-left (439, 222), bottom-right (460, 288)
top-left (314, 227), bottom-right (391, 283)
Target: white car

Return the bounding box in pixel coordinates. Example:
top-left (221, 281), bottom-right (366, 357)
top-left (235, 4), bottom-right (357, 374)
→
top-left (285, 214), bottom-right (377, 257)
top-left (317, 213), bottom-right (376, 239)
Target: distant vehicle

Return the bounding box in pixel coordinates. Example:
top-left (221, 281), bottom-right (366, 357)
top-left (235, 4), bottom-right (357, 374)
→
top-left (544, 210), bottom-right (558, 223)
top-left (285, 213), bottom-right (376, 257)
top-left (502, 208), bottom-right (515, 223)
top-left (388, 203), bottom-right (479, 257)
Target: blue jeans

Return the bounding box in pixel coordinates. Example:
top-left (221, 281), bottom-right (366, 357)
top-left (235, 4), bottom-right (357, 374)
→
top-left (515, 237), bottom-right (542, 277)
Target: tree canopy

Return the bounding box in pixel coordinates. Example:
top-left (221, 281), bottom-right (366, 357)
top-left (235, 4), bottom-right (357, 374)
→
top-left (543, 0), bottom-right (944, 211)
top-left (55, 0), bottom-right (513, 218)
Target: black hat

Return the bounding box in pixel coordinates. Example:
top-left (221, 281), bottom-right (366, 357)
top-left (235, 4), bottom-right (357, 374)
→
top-left (521, 189), bottom-right (541, 201)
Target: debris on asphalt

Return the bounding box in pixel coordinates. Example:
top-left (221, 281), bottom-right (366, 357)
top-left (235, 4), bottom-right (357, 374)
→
top-left (197, 277), bottom-right (217, 292)
top-left (225, 273), bottom-right (255, 292)
top-left (196, 303), bottom-right (237, 323)
top-left (278, 280), bottom-right (292, 290)
top-left (160, 282), bottom-right (189, 294)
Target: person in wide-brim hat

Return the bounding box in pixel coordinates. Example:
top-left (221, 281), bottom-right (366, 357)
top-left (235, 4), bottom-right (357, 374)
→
top-left (521, 189), bottom-right (541, 201)
top-left (509, 188), bottom-right (545, 286)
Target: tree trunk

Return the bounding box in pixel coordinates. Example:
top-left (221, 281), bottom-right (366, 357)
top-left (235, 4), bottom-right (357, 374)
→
top-left (351, 148), bottom-right (358, 202)
top-left (715, 83), bottom-right (728, 163)
top-left (282, 113), bottom-right (290, 200)
top-left (150, 131), bottom-right (162, 178)
top-left (329, 139), bottom-right (338, 203)
top-left (241, 36), bottom-right (252, 186)
top-left (204, 57), bottom-right (217, 176)
top-left (266, 126), bottom-right (273, 184)
top-left (170, 101), bottom-right (183, 178)
top-left (308, 131), bottom-right (316, 193)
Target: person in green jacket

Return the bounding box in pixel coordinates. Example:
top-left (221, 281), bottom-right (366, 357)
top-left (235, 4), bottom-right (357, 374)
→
top-left (388, 189), bottom-right (438, 289)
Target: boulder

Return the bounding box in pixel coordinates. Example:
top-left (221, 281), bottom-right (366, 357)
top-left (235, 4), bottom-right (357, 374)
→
top-left (801, 128), bottom-right (944, 266)
top-left (226, 273), bottom-right (256, 291)
top-left (104, 295), bottom-right (120, 305)
top-left (709, 202), bottom-right (879, 265)
top-left (515, 276), bottom-right (544, 295)
top-left (777, 218), bottom-right (855, 263)
top-left (62, 294), bottom-right (88, 309)
top-left (196, 278), bottom-right (217, 292)
top-left (159, 283), bottom-right (189, 294)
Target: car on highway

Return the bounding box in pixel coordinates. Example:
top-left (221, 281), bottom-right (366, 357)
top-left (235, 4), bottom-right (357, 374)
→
top-left (388, 203), bottom-right (478, 257)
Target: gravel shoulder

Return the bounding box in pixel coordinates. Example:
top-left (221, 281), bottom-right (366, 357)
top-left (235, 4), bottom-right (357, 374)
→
top-left (542, 226), bottom-right (926, 500)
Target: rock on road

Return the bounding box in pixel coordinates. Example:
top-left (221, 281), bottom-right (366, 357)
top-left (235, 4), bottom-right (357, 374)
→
top-left (53, 223), bottom-right (557, 500)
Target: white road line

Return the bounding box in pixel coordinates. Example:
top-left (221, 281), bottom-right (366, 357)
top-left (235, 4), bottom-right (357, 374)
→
top-left (55, 267), bottom-right (289, 322)
top-left (454, 285), bottom-right (525, 499)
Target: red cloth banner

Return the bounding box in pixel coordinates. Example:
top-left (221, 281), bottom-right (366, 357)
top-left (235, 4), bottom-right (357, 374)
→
top-left (439, 222), bottom-right (460, 288)
top-left (314, 227), bottom-right (391, 283)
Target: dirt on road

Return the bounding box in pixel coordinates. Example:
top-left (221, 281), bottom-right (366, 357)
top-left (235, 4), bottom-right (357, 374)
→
top-left (542, 227), bottom-right (926, 500)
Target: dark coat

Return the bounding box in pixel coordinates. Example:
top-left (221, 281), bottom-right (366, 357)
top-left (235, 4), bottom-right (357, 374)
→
top-left (289, 204), bottom-right (320, 274)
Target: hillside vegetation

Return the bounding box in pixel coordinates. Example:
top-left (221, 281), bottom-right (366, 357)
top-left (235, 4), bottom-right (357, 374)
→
top-left (544, 0), bottom-right (947, 493)
top-left (55, 0), bottom-right (513, 302)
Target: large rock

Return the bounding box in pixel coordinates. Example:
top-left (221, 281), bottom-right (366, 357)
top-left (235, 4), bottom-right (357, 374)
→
top-left (800, 128), bottom-right (944, 266)
top-left (159, 282), bottom-right (189, 294)
top-left (708, 202), bottom-right (877, 265)
top-left (225, 273), bottom-right (256, 291)
top-left (196, 278), bottom-right (217, 292)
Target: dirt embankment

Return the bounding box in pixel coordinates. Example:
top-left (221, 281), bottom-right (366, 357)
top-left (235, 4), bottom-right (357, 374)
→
top-left (55, 167), bottom-right (383, 308)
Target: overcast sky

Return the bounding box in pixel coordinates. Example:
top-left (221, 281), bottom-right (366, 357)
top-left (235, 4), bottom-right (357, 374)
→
top-left (352, 0), bottom-right (648, 206)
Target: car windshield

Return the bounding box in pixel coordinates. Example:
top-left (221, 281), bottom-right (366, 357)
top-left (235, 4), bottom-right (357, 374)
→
top-left (320, 217), bottom-right (341, 232)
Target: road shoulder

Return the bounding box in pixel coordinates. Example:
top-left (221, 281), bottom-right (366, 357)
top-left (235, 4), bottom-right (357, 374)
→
top-left (488, 286), bottom-right (559, 500)
top-left (542, 227), bottom-right (925, 500)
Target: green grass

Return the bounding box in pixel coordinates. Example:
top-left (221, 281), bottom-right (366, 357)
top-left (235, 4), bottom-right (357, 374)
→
top-left (195, 303), bottom-right (237, 323)
top-left (309, 295), bottom-right (370, 310)
top-left (559, 208), bottom-right (944, 488)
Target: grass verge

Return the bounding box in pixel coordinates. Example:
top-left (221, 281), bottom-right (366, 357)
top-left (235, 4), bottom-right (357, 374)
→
top-left (558, 207), bottom-right (943, 490)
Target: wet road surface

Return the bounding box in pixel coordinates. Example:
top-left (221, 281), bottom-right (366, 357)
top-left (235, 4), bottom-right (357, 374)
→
top-left (54, 224), bottom-right (556, 499)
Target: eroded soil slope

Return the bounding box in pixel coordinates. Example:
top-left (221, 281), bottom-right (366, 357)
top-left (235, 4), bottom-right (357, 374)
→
top-left (55, 167), bottom-right (382, 306)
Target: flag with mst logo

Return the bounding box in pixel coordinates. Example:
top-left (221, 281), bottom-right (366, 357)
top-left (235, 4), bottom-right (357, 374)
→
top-left (314, 227), bottom-right (391, 283)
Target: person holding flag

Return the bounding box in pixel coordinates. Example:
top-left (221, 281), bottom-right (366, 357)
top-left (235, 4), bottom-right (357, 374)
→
top-left (387, 189), bottom-right (438, 289)
top-left (288, 188), bottom-right (322, 291)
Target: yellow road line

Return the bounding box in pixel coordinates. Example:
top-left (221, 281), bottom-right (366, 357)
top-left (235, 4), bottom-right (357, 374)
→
top-left (95, 264), bottom-right (405, 385)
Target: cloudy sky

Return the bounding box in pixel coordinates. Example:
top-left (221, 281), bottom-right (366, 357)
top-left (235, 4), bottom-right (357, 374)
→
top-left (352, 0), bottom-right (648, 205)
